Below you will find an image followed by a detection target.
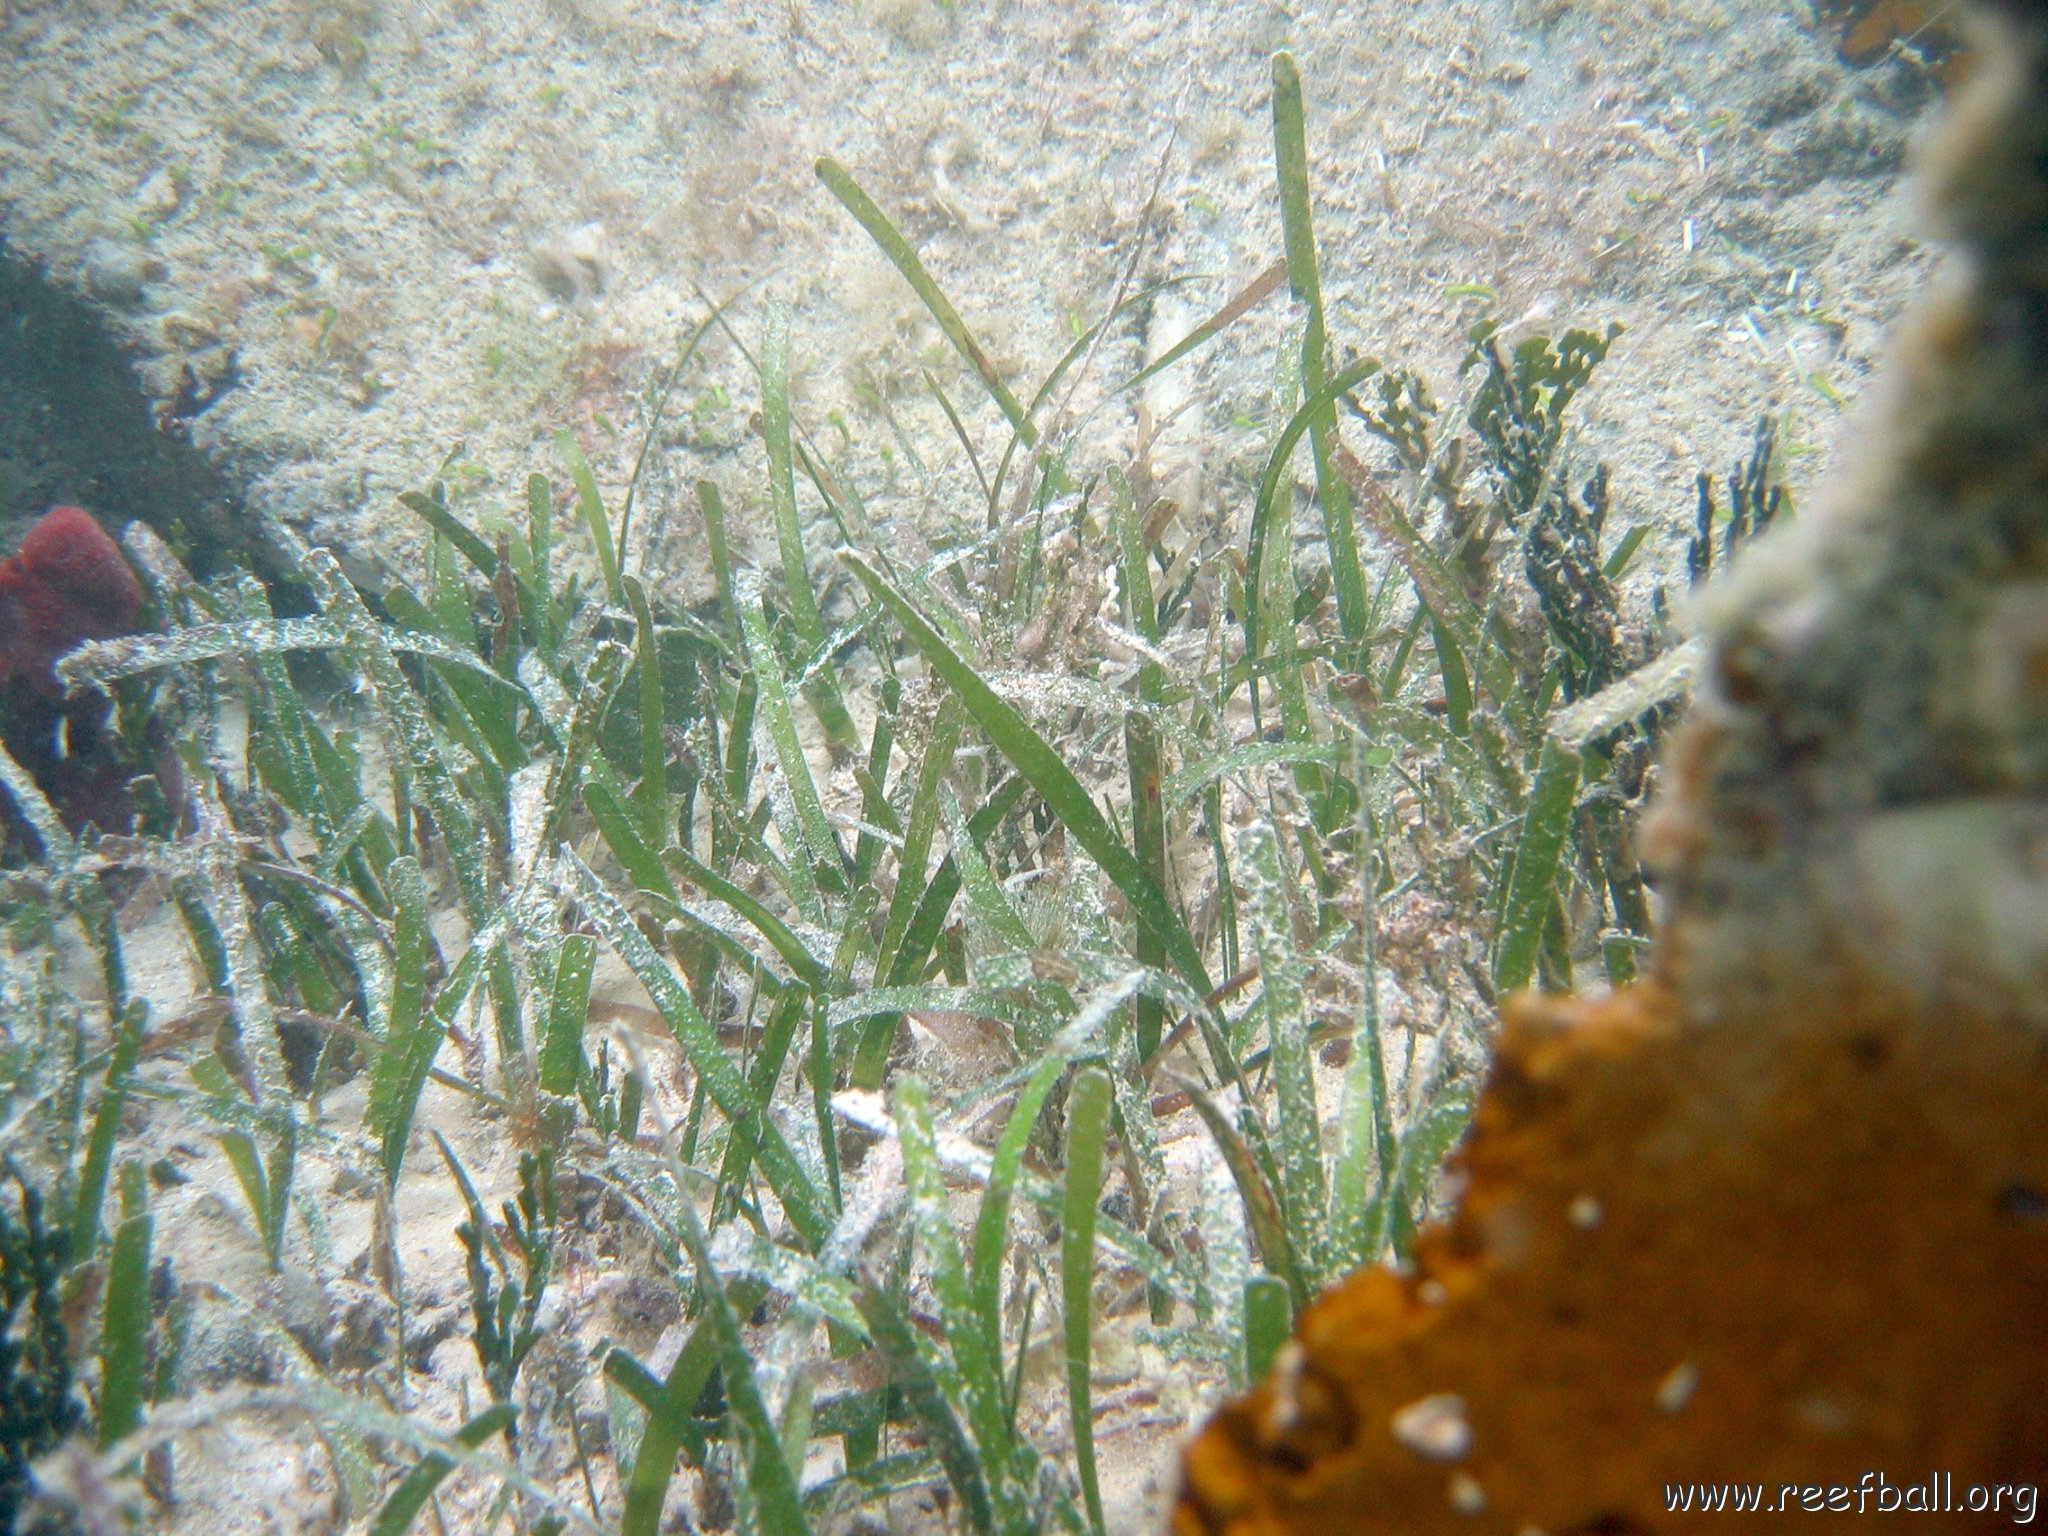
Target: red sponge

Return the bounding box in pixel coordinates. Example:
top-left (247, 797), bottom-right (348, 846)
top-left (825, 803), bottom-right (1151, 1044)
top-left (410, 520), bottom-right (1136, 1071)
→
top-left (0, 505), bottom-right (144, 695)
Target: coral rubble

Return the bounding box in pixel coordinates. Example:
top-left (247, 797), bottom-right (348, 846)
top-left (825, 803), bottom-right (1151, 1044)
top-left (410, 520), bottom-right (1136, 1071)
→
top-left (1174, 1), bottom-right (2048, 1530)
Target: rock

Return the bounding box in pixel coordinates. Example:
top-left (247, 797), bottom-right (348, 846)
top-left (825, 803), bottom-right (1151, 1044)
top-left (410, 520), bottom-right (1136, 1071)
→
top-left (529, 221), bottom-right (608, 306)
top-left (266, 1267), bottom-right (334, 1369)
top-left (81, 239), bottom-right (153, 307)
top-left (327, 1280), bottom-right (396, 1372)
top-left (1175, 4), bottom-right (2048, 1529)
top-left (180, 1297), bottom-right (286, 1389)
top-left (594, 1272), bottom-right (682, 1348)
top-left (402, 1302), bottom-right (465, 1375)
top-left (132, 167), bottom-right (180, 222)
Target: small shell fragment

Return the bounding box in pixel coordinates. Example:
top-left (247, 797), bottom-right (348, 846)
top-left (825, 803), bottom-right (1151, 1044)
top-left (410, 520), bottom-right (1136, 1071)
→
top-left (1448, 1470), bottom-right (1487, 1515)
top-left (1391, 1392), bottom-right (1473, 1462)
top-left (1568, 1193), bottom-right (1603, 1230)
top-left (1656, 1359), bottom-right (1701, 1414)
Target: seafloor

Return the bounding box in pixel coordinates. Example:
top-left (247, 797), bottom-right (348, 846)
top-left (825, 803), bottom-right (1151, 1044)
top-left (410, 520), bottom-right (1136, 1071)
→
top-left (0, 1), bottom-right (1947, 1531)
top-left (1, 1), bottom-right (1932, 596)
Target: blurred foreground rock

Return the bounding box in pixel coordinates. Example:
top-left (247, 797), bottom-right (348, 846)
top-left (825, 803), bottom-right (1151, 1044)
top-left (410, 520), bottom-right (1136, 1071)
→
top-left (1175, 2), bottom-right (2048, 1530)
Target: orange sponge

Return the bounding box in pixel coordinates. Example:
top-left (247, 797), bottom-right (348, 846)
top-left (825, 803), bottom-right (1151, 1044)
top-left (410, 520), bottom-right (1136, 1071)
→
top-left (1174, 984), bottom-right (2048, 1533)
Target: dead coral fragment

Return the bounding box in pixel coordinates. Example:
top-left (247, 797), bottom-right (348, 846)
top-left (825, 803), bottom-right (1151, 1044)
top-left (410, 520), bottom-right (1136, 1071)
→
top-left (1175, 985), bottom-right (2048, 1535)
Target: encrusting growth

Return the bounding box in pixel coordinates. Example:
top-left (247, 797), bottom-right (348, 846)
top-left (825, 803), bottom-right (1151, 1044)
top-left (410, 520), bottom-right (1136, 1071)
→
top-left (1173, 1), bottom-right (2048, 1530)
